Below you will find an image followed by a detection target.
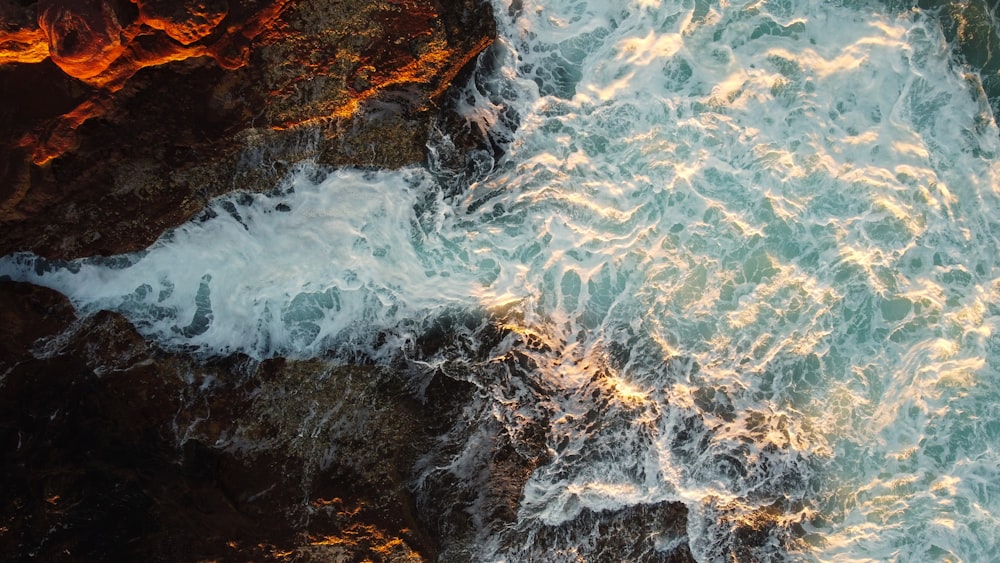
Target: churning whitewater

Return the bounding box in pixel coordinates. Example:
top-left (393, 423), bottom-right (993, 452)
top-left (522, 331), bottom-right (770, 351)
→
top-left (4, 0), bottom-right (1000, 560)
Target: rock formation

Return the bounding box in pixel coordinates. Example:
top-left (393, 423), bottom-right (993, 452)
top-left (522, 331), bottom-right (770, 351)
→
top-left (0, 1), bottom-right (512, 560)
top-left (0, 0), bottom-right (495, 258)
top-left (0, 280), bottom-right (495, 561)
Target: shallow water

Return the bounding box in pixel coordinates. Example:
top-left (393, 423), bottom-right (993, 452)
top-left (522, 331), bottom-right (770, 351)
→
top-left (4, 0), bottom-right (1000, 560)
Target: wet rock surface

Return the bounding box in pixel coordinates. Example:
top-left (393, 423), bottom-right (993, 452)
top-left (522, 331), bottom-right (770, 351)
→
top-left (0, 0), bottom-right (495, 259)
top-left (0, 280), bottom-right (500, 561)
top-left (529, 502), bottom-right (695, 562)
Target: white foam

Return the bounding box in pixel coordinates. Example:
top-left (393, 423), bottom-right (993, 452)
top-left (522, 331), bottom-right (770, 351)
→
top-left (1, 166), bottom-right (481, 359)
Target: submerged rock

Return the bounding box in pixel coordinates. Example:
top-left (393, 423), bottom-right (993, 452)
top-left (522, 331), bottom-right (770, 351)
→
top-left (0, 0), bottom-right (495, 259)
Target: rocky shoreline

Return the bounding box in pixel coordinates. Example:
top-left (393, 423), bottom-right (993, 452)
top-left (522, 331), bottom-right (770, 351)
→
top-left (0, 1), bottom-right (514, 560)
top-left (1, 1), bottom-right (712, 560)
top-left (0, 281), bottom-right (479, 561)
top-left (0, 0), bottom-right (494, 259)
top-left (0, 275), bottom-right (579, 561)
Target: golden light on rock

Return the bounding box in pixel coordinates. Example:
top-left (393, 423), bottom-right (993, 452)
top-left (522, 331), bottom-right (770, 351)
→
top-left (136, 0), bottom-right (229, 45)
top-left (0, 0), bottom-right (493, 187)
top-left (2, 0), bottom-right (295, 166)
top-left (38, 0), bottom-right (128, 80)
top-left (0, 28), bottom-right (49, 64)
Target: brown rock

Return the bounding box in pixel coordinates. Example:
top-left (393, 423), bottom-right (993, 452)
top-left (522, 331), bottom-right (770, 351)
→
top-left (0, 0), bottom-right (48, 65)
top-left (136, 0), bottom-right (229, 45)
top-left (18, 0), bottom-right (292, 167)
top-left (37, 0), bottom-right (132, 80)
top-left (0, 0), bottom-right (496, 259)
top-left (0, 281), bottom-right (75, 367)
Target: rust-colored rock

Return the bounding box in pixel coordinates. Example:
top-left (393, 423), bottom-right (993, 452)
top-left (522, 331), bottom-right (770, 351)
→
top-left (19, 0), bottom-right (293, 166)
top-left (0, 27), bottom-right (48, 64)
top-left (37, 0), bottom-right (131, 80)
top-left (136, 0), bottom-right (229, 45)
top-left (0, 0), bottom-right (496, 259)
top-left (0, 0), bottom-right (48, 64)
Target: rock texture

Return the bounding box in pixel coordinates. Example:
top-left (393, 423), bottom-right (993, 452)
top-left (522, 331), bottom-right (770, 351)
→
top-left (0, 280), bottom-right (489, 562)
top-left (0, 2), bottom-right (527, 560)
top-left (0, 0), bottom-right (495, 259)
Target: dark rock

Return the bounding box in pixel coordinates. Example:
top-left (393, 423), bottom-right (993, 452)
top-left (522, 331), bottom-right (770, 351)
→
top-left (136, 0), bottom-right (229, 45)
top-left (0, 0), bottom-right (496, 259)
top-left (0, 280), bottom-right (494, 561)
top-left (0, 280), bottom-right (75, 367)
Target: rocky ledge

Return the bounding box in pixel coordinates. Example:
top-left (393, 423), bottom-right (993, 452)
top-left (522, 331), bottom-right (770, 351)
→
top-left (0, 0), bottom-right (495, 259)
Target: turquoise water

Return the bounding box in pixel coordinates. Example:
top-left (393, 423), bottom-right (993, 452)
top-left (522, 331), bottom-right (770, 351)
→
top-left (4, 0), bottom-right (1000, 560)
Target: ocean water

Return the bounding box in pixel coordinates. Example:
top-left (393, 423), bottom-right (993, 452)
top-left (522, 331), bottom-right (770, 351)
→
top-left (4, 0), bottom-right (1000, 560)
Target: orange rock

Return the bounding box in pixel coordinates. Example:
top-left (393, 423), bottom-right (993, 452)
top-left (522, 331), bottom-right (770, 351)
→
top-left (1, 0), bottom-right (496, 259)
top-left (19, 94), bottom-right (113, 166)
top-left (37, 0), bottom-right (133, 80)
top-left (20, 0), bottom-right (294, 165)
top-left (135, 0), bottom-right (228, 45)
top-left (0, 0), bottom-right (50, 63)
top-left (0, 27), bottom-right (50, 64)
